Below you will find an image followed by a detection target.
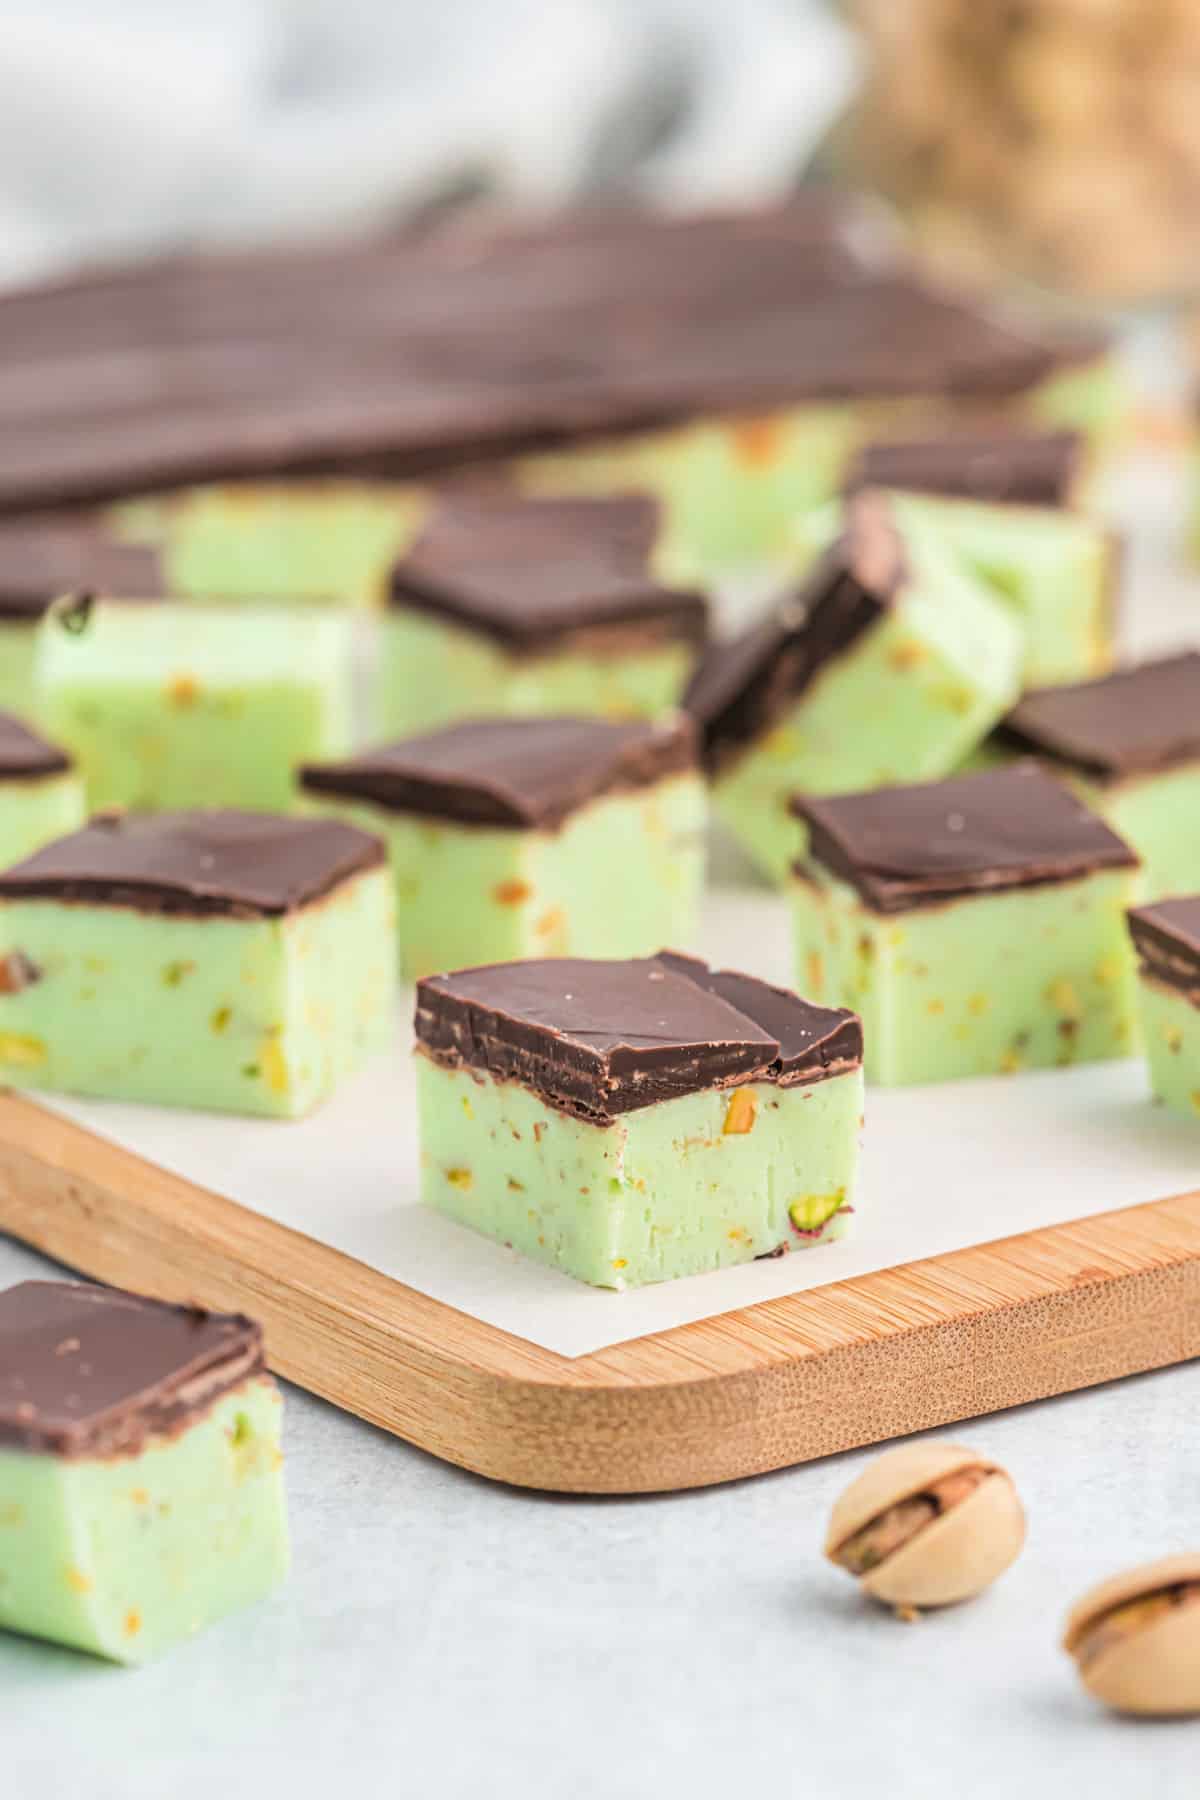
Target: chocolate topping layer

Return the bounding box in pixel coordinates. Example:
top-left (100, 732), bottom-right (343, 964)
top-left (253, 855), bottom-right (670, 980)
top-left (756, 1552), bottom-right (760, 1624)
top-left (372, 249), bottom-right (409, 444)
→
top-left (845, 427), bottom-right (1083, 508)
top-left (0, 201), bottom-right (1107, 512)
top-left (0, 810), bottom-right (384, 917)
top-left (998, 653), bottom-right (1200, 781)
top-left (795, 763), bottom-right (1138, 914)
top-left (0, 515), bottom-right (164, 619)
top-left (389, 493), bottom-right (706, 651)
top-left (300, 714), bottom-right (697, 830)
top-left (415, 952), bottom-right (862, 1123)
top-left (1127, 898), bottom-right (1200, 997)
top-left (684, 492), bottom-right (906, 772)
top-left (0, 712), bottom-right (72, 781)
top-left (0, 1280), bottom-right (265, 1459)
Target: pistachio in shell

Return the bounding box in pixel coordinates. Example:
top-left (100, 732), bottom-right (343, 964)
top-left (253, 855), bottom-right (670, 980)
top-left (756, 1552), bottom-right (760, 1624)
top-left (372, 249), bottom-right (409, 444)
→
top-left (824, 1440), bottom-right (1025, 1611)
top-left (1063, 1554), bottom-right (1200, 1717)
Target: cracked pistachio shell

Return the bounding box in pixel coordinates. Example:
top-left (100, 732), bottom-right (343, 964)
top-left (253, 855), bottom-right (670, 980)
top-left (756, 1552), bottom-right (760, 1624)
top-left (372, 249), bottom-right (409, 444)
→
top-left (1063, 1553), bottom-right (1200, 1717)
top-left (825, 1440), bottom-right (1026, 1609)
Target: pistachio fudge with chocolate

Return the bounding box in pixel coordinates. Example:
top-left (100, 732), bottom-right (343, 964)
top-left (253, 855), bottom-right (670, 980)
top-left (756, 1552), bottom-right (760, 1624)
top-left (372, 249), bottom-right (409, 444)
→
top-left (301, 714), bottom-right (703, 980)
top-left (415, 952), bottom-right (863, 1288)
top-left (37, 597), bottom-right (353, 812)
top-left (0, 1281), bottom-right (288, 1664)
top-left (378, 493), bottom-right (707, 735)
top-left (0, 811), bottom-right (394, 1115)
top-left (993, 655), bottom-right (1200, 900)
top-left (0, 713), bottom-right (85, 870)
top-left (686, 492), bottom-right (1022, 883)
top-left (792, 764), bottom-right (1140, 1085)
top-left (845, 426), bottom-right (1089, 509)
top-left (1127, 898), bottom-right (1200, 1118)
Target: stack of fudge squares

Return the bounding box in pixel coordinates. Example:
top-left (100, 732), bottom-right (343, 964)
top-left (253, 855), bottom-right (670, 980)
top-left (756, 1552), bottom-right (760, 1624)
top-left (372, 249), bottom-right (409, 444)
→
top-left (7, 195), bottom-right (1200, 1664)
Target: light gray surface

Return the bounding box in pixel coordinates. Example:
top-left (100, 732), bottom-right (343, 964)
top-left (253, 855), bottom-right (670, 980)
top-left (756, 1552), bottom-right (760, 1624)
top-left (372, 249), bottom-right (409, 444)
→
top-left (3, 1232), bottom-right (1199, 1797)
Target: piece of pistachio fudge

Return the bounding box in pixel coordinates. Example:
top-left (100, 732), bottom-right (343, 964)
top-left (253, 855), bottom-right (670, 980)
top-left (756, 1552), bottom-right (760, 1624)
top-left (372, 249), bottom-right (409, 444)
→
top-left (0, 713), bottom-right (85, 870)
top-left (0, 1280), bottom-right (288, 1664)
top-left (845, 426), bottom-right (1090, 509)
top-left (1127, 898), bottom-right (1200, 1118)
top-left (300, 714), bottom-right (704, 980)
top-left (994, 655), bottom-right (1200, 902)
top-left (0, 811), bottom-right (394, 1114)
top-left (36, 597), bottom-right (352, 812)
top-left (792, 764), bottom-right (1140, 1086)
top-left (685, 493), bottom-right (1023, 884)
top-left (415, 952), bottom-right (863, 1288)
top-left (378, 492), bottom-right (707, 735)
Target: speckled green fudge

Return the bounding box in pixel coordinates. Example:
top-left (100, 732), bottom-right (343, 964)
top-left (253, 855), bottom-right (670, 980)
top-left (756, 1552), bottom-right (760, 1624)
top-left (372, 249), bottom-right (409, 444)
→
top-left (686, 492), bottom-right (1023, 884)
top-left (990, 655), bottom-right (1200, 904)
top-left (378, 493), bottom-right (707, 737)
top-left (415, 951), bottom-right (863, 1288)
top-left (0, 1280), bottom-right (287, 1665)
top-left (36, 597), bottom-right (353, 812)
top-left (0, 714), bottom-right (85, 870)
top-left (792, 764), bottom-right (1140, 1086)
top-left (1127, 897), bottom-right (1200, 1118)
top-left (301, 714), bottom-right (704, 981)
top-left (0, 811), bottom-right (394, 1116)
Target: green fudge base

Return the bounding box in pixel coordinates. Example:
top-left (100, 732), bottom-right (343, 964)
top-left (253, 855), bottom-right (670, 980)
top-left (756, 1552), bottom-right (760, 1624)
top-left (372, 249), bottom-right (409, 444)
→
top-left (376, 608), bottom-right (696, 736)
top-left (0, 771), bottom-right (86, 872)
top-left (36, 604), bottom-right (353, 813)
top-left (713, 528), bottom-right (1022, 884)
top-left (417, 1056), bottom-right (862, 1289)
top-left (0, 622), bottom-right (40, 722)
top-left (0, 867), bottom-right (395, 1116)
top-left (793, 867), bottom-right (1138, 1085)
top-left (306, 776), bottom-right (704, 982)
top-left (1135, 977), bottom-right (1200, 1119)
top-left (0, 1380), bottom-right (288, 1665)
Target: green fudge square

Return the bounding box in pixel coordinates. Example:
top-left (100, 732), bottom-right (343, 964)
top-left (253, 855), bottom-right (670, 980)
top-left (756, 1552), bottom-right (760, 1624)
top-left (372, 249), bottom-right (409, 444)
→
top-left (36, 597), bottom-right (353, 812)
top-left (301, 714), bottom-right (704, 981)
top-left (1127, 898), bottom-right (1200, 1119)
top-left (0, 714), bottom-right (86, 870)
top-left (0, 1281), bottom-right (288, 1664)
top-left (415, 952), bottom-right (863, 1288)
top-left (792, 764), bottom-right (1140, 1086)
top-left (686, 492), bottom-right (1023, 884)
top-left (994, 654), bottom-right (1200, 904)
top-left (0, 811), bottom-right (395, 1116)
top-left (377, 493), bottom-right (708, 735)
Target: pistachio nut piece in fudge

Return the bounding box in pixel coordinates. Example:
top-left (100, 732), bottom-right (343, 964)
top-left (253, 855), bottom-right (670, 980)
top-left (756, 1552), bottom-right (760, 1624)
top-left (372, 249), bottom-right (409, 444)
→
top-left (0, 712), bottom-right (85, 870)
top-left (0, 1280), bottom-right (288, 1664)
top-left (993, 654), bottom-right (1200, 901)
top-left (377, 492), bottom-right (708, 736)
top-left (414, 951), bottom-right (862, 1288)
top-left (1125, 895), bottom-right (1200, 1117)
top-left (300, 713), bottom-right (704, 980)
top-left (1063, 1554), bottom-right (1200, 1717)
top-left (825, 1441), bottom-right (1025, 1611)
top-left (685, 491), bottom-right (1023, 883)
top-left (844, 425), bottom-right (1090, 509)
top-left (792, 763), bottom-right (1140, 1085)
top-left (0, 810), bottom-right (395, 1115)
top-left (36, 596), bottom-right (353, 813)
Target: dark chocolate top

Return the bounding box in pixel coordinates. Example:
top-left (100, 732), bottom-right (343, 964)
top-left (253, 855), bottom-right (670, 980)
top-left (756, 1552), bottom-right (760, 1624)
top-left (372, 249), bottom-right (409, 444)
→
top-left (415, 951), bottom-right (862, 1123)
top-left (997, 653), bottom-right (1200, 781)
top-left (0, 810), bottom-right (384, 916)
top-left (684, 492), bottom-right (905, 772)
top-left (795, 763), bottom-right (1138, 914)
top-left (0, 711), bottom-right (72, 781)
top-left (300, 714), bottom-right (697, 829)
top-left (845, 427), bottom-right (1083, 508)
top-left (389, 493), bottom-right (706, 650)
top-left (1127, 897), bottom-right (1200, 995)
top-left (0, 199), bottom-right (1107, 511)
top-left (0, 1280), bottom-right (265, 1458)
top-left (0, 515), bottom-right (164, 619)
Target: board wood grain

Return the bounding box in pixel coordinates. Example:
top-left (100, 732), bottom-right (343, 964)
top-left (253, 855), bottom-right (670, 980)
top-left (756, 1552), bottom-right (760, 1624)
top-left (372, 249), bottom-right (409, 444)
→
top-left (1, 1092), bottom-right (1197, 1494)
